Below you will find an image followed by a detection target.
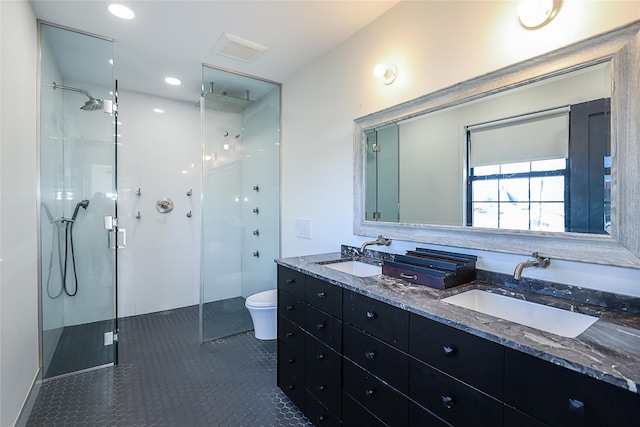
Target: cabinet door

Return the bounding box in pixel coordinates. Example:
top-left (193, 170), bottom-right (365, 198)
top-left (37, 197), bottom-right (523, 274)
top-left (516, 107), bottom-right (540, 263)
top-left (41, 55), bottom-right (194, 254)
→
top-left (343, 289), bottom-right (409, 352)
top-left (306, 276), bottom-right (343, 318)
top-left (278, 315), bottom-right (305, 355)
top-left (278, 266), bottom-right (306, 299)
top-left (343, 359), bottom-right (409, 426)
top-left (278, 290), bottom-right (306, 326)
top-left (409, 401), bottom-right (452, 427)
top-left (306, 335), bottom-right (342, 417)
top-left (410, 357), bottom-right (503, 427)
top-left (410, 313), bottom-right (504, 399)
top-left (504, 405), bottom-right (550, 427)
top-left (306, 304), bottom-right (342, 352)
top-left (278, 341), bottom-right (306, 412)
top-left (343, 323), bottom-right (409, 395)
top-left (505, 348), bottom-right (640, 427)
top-left (306, 391), bottom-right (342, 427)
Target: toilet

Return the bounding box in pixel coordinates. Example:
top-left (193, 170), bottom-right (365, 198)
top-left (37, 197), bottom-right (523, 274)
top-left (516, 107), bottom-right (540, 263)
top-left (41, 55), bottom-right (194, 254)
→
top-left (245, 289), bottom-right (277, 340)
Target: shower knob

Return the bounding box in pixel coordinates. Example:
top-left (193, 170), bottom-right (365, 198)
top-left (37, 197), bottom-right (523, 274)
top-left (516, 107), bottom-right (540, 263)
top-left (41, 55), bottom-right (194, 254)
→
top-left (253, 229), bottom-right (259, 236)
top-left (253, 251), bottom-right (260, 258)
top-left (156, 197), bottom-right (174, 213)
top-left (253, 207), bottom-right (259, 214)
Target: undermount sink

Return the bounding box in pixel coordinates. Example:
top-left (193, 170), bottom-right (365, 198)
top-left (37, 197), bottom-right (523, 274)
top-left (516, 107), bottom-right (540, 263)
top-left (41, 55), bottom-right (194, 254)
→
top-left (441, 289), bottom-right (598, 338)
top-left (322, 260), bottom-right (382, 277)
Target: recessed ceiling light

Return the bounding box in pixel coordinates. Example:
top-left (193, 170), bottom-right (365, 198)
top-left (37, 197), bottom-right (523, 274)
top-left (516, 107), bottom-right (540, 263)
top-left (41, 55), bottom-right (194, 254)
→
top-left (164, 77), bottom-right (182, 86)
top-left (153, 108), bottom-right (165, 113)
top-left (108, 4), bottom-right (135, 20)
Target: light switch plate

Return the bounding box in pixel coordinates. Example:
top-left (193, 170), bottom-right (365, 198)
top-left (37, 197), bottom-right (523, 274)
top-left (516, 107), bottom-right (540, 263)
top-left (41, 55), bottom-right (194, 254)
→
top-left (295, 218), bottom-right (312, 239)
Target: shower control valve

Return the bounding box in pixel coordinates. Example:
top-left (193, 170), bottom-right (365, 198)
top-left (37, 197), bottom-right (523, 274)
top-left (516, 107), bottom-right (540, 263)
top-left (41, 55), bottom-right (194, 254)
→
top-left (253, 229), bottom-right (260, 236)
top-left (253, 207), bottom-right (259, 214)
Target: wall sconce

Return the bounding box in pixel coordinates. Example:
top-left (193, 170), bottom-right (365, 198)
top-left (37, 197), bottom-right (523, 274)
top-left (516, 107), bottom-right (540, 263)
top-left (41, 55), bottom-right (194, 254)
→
top-left (517, 0), bottom-right (556, 28)
top-left (373, 64), bottom-right (397, 85)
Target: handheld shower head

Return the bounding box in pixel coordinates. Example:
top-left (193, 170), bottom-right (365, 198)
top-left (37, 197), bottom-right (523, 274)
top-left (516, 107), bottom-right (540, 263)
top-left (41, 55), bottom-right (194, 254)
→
top-left (71, 200), bottom-right (90, 221)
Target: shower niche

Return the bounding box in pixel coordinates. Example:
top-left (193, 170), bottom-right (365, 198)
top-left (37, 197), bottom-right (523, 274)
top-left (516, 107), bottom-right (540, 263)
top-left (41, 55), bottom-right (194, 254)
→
top-left (39, 23), bottom-right (118, 378)
top-left (200, 65), bottom-right (281, 342)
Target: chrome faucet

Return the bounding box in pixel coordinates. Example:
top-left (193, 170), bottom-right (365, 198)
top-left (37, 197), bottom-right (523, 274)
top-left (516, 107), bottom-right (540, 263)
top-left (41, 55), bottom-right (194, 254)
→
top-left (360, 235), bottom-right (392, 253)
top-left (513, 252), bottom-right (550, 280)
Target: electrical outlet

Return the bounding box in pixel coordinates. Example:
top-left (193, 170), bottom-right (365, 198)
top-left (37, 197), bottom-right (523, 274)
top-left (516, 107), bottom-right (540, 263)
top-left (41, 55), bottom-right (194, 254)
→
top-left (295, 218), bottom-right (312, 239)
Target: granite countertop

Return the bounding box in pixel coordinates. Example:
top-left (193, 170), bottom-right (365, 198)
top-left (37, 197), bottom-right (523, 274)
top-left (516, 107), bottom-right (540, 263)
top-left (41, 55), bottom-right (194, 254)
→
top-left (276, 252), bottom-right (640, 395)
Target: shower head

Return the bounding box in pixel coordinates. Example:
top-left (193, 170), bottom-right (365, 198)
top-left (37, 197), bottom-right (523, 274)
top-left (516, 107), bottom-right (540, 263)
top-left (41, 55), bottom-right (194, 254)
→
top-left (71, 200), bottom-right (90, 221)
top-left (48, 82), bottom-right (104, 112)
top-left (81, 98), bottom-right (104, 111)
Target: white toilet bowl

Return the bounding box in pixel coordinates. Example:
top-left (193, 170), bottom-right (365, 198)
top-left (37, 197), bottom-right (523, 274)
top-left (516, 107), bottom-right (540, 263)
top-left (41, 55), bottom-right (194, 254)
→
top-left (245, 289), bottom-right (277, 340)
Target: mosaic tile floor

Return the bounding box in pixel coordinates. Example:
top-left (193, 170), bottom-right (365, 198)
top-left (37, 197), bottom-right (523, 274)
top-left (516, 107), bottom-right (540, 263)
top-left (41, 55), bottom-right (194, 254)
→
top-left (27, 304), bottom-right (312, 426)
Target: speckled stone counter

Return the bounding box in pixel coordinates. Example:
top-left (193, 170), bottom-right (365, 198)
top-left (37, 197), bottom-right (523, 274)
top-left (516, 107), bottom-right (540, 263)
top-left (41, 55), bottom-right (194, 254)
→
top-left (275, 252), bottom-right (640, 395)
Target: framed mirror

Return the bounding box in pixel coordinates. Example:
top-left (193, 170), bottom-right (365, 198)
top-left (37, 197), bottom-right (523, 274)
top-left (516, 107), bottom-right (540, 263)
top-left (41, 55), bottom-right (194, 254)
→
top-left (354, 21), bottom-right (640, 268)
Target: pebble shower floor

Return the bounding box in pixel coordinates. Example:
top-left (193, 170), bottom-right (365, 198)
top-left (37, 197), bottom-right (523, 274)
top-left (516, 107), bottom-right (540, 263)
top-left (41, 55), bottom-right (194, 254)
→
top-left (27, 305), bottom-right (312, 426)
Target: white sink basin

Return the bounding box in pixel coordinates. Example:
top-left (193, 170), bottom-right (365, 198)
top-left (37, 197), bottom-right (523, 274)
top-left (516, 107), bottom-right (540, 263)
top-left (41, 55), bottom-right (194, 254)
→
top-left (323, 261), bottom-right (382, 277)
top-left (441, 289), bottom-right (598, 338)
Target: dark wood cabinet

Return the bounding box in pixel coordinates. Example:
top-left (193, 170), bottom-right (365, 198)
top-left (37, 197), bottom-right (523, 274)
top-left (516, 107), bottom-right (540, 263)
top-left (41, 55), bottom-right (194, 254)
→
top-left (277, 265), bottom-right (639, 427)
top-left (505, 348), bottom-right (640, 427)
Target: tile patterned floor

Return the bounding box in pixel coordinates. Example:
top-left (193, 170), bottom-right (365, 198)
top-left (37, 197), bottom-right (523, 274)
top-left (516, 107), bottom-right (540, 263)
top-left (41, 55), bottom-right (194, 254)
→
top-left (27, 305), bottom-right (312, 426)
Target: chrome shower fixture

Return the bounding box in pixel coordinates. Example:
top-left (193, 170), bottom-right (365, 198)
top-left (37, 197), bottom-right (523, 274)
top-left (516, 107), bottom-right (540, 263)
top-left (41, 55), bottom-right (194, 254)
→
top-left (48, 82), bottom-right (104, 111)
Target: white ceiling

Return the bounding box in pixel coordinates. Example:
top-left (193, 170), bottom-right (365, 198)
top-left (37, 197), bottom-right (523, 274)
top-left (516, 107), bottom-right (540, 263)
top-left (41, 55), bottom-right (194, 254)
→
top-left (30, 0), bottom-right (399, 103)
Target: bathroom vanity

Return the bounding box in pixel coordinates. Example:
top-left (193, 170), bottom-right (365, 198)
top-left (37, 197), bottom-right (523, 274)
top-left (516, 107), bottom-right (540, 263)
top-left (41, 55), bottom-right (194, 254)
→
top-left (276, 252), bottom-right (640, 427)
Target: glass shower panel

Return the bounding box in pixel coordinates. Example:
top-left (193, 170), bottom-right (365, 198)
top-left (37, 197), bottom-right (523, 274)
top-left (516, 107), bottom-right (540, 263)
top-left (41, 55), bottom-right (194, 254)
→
top-left (40, 23), bottom-right (116, 378)
top-left (201, 66), bottom-right (281, 342)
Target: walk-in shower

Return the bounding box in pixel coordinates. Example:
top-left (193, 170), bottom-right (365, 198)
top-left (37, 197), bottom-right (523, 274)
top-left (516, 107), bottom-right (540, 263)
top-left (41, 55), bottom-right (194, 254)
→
top-left (39, 23), bottom-right (118, 379)
top-left (200, 65), bottom-right (281, 342)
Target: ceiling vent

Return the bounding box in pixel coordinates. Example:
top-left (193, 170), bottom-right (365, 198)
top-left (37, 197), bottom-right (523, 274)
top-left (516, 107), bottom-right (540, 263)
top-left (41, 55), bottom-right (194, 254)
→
top-left (212, 33), bottom-right (267, 63)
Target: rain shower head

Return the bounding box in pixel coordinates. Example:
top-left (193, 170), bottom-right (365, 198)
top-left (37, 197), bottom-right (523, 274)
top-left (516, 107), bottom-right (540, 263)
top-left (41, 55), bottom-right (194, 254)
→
top-left (49, 82), bottom-right (104, 112)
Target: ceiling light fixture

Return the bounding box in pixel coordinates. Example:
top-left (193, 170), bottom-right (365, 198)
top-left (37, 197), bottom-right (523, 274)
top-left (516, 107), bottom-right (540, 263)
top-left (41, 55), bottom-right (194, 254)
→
top-left (108, 4), bottom-right (135, 20)
top-left (517, 0), bottom-right (555, 28)
top-left (373, 63), bottom-right (398, 85)
top-left (164, 77), bottom-right (182, 86)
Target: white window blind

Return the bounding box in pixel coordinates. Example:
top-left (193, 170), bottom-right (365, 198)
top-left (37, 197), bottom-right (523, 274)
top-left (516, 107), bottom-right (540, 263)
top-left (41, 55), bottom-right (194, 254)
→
top-left (468, 108), bottom-right (569, 168)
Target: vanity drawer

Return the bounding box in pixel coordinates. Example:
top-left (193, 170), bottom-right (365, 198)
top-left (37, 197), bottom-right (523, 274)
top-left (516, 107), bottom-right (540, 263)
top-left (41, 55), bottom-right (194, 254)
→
top-left (505, 348), bottom-right (640, 427)
top-left (278, 266), bottom-right (306, 299)
top-left (410, 313), bottom-right (504, 399)
top-left (306, 391), bottom-right (342, 427)
top-left (306, 304), bottom-right (342, 352)
top-left (278, 290), bottom-right (305, 326)
top-left (409, 401), bottom-right (453, 427)
top-left (504, 405), bottom-right (550, 427)
top-left (306, 276), bottom-right (342, 318)
top-left (277, 341), bottom-right (305, 412)
top-left (343, 359), bottom-right (409, 426)
top-left (343, 290), bottom-right (409, 352)
top-left (409, 357), bottom-right (504, 427)
top-left (306, 335), bottom-right (342, 416)
top-left (342, 393), bottom-right (389, 427)
top-left (343, 323), bottom-right (408, 394)
top-left (277, 315), bottom-right (305, 354)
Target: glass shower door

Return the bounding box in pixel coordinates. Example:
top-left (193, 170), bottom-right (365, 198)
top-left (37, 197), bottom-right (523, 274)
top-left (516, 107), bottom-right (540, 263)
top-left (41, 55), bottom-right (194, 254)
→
top-left (39, 23), bottom-right (118, 378)
top-left (200, 65), bottom-right (281, 342)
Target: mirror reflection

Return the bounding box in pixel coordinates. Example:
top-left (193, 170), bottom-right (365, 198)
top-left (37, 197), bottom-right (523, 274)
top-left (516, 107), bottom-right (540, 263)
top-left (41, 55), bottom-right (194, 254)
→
top-left (365, 63), bottom-right (611, 235)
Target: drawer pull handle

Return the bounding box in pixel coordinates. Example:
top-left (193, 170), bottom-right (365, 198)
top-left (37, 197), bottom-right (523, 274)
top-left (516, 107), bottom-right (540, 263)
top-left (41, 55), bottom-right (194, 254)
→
top-left (288, 358), bottom-right (295, 364)
top-left (317, 385), bottom-right (326, 391)
top-left (568, 399), bottom-right (585, 416)
top-left (288, 385), bottom-right (295, 390)
top-left (286, 305), bottom-right (294, 311)
top-left (317, 292), bottom-right (326, 299)
top-left (286, 279), bottom-right (295, 284)
top-left (318, 415), bottom-right (325, 421)
top-left (443, 346), bottom-right (455, 356)
top-left (365, 351), bottom-right (376, 360)
top-left (365, 389), bottom-right (375, 398)
top-left (441, 395), bottom-right (455, 409)
top-left (317, 354), bottom-right (325, 360)
top-left (400, 273), bottom-right (418, 280)
top-left (286, 332), bottom-right (294, 338)
top-left (317, 323), bottom-right (325, 329)
top-left (366, 310), bottom-right (377, 320)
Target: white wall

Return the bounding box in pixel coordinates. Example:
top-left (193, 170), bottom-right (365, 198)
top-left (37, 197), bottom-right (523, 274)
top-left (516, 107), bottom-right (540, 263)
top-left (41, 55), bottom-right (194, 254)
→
top-left (0, 0), bottom-right (39, 425)
top-left (117, 91), bottom-right (201, 317)
top-left (281, 1), bottom-right (640, 296)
